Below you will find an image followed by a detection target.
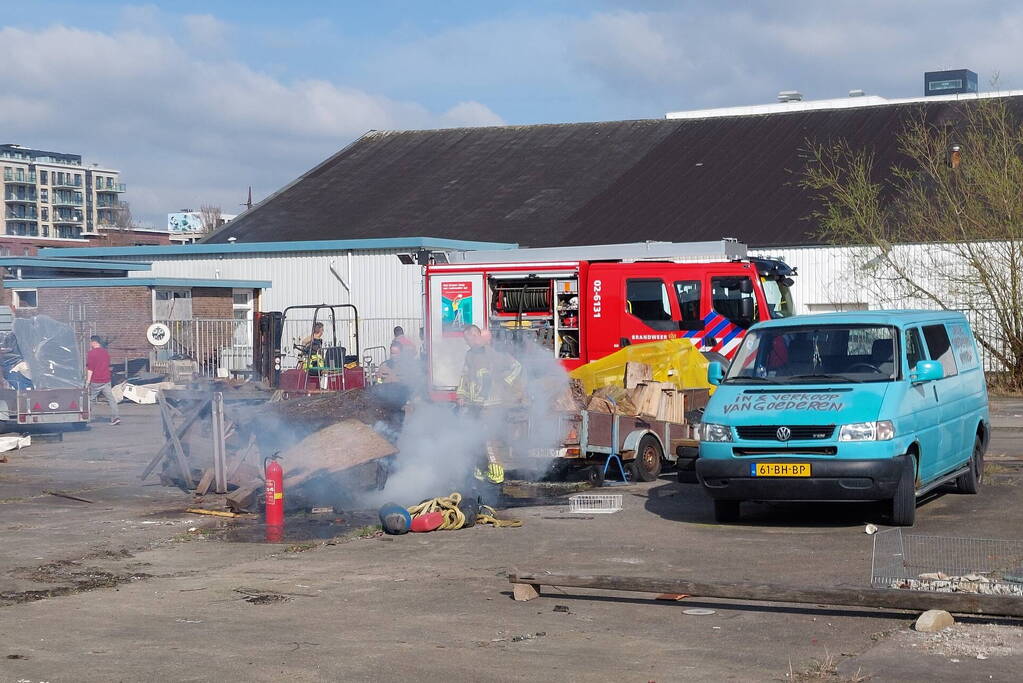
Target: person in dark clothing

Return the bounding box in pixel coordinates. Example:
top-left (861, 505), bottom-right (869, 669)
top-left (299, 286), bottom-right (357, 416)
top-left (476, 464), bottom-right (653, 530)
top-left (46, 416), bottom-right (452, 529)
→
top-left (86, 335), bottom-right (119, 425)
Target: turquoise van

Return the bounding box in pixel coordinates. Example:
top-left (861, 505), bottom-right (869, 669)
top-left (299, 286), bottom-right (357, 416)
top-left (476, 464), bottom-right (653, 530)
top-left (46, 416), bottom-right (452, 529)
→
top-left (696, 311), bottom-right (989, 526)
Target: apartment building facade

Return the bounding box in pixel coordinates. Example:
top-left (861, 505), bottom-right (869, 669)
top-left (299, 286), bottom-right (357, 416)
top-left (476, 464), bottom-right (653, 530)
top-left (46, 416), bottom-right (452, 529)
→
top-left (0, 144), bottom-right (168, 255)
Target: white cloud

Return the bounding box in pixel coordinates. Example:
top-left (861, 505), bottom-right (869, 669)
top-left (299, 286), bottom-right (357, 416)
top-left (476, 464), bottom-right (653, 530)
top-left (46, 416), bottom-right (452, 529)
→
top-left (565, 2), bottom-right (1023, 112)
top-left (183, 14), bottom-right (230, 50)
top-left (6, 2), bottom-right (1023, 227)
top-left (441, 101), bottom-right (506, 128)
top-left (0, 22), bottom-right (503, 226)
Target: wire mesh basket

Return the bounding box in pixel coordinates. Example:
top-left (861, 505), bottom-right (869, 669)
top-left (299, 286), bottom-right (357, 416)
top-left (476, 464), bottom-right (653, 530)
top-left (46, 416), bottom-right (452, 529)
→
top-left (871, 528), bottom-right (1023, 595)
top-left (569, 493), bottom-right (623, 514)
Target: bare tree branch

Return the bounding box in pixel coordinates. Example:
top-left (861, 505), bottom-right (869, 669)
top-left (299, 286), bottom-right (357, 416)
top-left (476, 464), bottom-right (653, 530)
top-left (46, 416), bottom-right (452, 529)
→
top-left (801, 97), bottom-right (1023, 389)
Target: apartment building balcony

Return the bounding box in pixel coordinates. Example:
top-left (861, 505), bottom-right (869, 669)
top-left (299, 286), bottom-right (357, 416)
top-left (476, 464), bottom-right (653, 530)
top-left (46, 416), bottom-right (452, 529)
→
top-left (96, 182), bottom-right (126, 193)
top-left (55, 226), bottom-right (83, 239)
top-left (52, 196), bottom-right (84, 207)
top-left (4, 193), bottom-right (37, 203)
top-left (5, 209), bottom-right (38, 220)
top-left (53, 214), bottom-right (84, 224)
top-left (5, 221), bottom-right (39, 237)
top-left (52, 178), bottom-right (83, 189)
top-left (2, 170), bottom-right (36, 184)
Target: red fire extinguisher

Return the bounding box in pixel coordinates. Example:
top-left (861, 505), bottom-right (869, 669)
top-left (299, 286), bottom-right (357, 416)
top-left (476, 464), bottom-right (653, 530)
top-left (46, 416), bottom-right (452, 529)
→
top-left (264, 455), bottom-right (284, 528)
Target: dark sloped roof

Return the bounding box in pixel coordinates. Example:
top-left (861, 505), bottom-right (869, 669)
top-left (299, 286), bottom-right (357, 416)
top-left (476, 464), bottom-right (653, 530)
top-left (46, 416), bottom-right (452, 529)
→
top-left (206, 97), bottom-right (1023, 248)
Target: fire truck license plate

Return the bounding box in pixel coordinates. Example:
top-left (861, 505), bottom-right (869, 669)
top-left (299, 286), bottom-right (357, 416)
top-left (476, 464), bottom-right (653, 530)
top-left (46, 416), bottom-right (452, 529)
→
top-left (751, 463), bottom-right (811, 477)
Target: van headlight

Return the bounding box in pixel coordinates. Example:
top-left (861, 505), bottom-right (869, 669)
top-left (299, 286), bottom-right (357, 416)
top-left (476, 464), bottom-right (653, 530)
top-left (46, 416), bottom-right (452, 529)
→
top-left (700, 423), bottom-right (733, 442)
top-left (839, 421), bottom-right (895, 442)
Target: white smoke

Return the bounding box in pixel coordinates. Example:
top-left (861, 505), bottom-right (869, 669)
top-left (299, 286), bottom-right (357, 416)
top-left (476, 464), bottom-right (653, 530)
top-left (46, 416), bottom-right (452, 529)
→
top-left (367, 336), bottom-right (570, 506)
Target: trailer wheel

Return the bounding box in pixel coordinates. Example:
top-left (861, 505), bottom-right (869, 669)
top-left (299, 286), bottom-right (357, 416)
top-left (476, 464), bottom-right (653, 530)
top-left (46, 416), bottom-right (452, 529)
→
top-left (70, 421), bottom-right (90, 432)
top-left (584, 465), bottom-right (605, 487)
top-left (630, 435), bottom-right (663, 482)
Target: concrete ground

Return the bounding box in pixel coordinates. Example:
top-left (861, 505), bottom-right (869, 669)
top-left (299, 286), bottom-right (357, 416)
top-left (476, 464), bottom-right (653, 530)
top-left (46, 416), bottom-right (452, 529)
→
top-left (0, 401), bottom-right (1022, 682)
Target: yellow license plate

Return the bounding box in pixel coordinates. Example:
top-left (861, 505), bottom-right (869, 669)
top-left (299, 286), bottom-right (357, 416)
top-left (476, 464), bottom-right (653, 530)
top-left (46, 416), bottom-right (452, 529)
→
top-left (751, 463), bottom-right (811, 477)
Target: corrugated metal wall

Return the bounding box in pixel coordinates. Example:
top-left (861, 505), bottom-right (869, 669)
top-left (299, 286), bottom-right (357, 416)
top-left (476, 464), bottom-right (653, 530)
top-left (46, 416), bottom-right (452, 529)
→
top-left (751, 245), bottom-right (867, 310)
top-left (753, 244), bottom-right (1006, 371)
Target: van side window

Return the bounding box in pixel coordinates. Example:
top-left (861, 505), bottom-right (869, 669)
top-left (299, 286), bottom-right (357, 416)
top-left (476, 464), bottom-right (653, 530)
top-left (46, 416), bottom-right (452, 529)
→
top-left (905, 328), bottom-right (926, 371)
top-left (947, 322), bottom-right (979, 371)
top-left (922, 324), bottom-right (958, 377)
top-left (674, 280), bottom-right (701, 323)
top-left (712, 276), bottom-right (758, 329)
top-left (626, 279), bottom-right (675, 331)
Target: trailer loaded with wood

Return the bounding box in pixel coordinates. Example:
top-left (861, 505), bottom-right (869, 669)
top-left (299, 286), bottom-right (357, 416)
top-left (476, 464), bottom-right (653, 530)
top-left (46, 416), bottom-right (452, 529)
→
top-left (513, 374), bottom-right (710, 485)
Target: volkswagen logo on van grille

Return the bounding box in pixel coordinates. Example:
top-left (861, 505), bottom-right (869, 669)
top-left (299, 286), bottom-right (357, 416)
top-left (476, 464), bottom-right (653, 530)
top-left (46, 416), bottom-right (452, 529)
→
top-left (776, 426), bottom-right (792, 442)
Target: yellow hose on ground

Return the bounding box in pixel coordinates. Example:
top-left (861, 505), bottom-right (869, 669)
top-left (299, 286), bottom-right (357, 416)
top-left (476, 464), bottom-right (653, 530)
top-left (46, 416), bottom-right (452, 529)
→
top-left (407, 492), bottom-right (522, 530)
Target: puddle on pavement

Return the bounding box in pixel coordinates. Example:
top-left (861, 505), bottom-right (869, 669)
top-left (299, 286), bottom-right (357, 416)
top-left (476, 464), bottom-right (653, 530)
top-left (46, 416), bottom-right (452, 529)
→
top-left (217, 510), bottom-right (379, 543)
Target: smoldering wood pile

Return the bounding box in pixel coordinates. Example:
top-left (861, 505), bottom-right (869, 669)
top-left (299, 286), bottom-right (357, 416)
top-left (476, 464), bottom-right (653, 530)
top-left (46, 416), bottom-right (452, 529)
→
top-left (143, 385), bottom-right (405, 512)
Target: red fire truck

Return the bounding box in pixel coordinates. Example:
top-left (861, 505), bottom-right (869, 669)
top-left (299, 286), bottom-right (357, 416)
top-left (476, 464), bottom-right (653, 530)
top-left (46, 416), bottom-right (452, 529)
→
top-left (424, 240), bottom-right (797, 399)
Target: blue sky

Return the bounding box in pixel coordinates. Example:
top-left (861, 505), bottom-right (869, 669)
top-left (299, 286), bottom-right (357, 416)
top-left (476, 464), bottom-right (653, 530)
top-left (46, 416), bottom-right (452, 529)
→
top-left (2, 1), bottom-right (1021, 226)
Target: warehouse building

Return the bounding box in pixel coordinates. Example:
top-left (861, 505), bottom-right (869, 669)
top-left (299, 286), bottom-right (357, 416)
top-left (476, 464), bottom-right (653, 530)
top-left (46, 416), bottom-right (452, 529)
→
top-left (44, 83), bottom-right (1023, 374)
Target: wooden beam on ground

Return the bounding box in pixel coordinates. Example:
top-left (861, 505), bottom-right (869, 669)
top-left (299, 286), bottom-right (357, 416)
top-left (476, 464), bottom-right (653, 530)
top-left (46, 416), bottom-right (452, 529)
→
top-left (140, 401), bottom-right (206, 481)
top-left (195, 469), bottom-right (215, 496)
top-left (507, 571), bottom-right (1023, 618)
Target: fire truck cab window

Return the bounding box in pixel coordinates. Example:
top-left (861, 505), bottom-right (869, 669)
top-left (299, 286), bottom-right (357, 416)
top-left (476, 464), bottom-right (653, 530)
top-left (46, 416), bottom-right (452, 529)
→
top-left (674, 280), bottom-right (701, 322)
top-left (626, 279), bottom-right (676, 331)
top-left (712, 276), bottom-right (758, 329)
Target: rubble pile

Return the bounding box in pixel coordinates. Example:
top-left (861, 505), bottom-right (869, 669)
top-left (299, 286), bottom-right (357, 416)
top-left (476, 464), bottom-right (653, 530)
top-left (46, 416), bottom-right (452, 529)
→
top-left (888, 572), bottom-right (1023, 596)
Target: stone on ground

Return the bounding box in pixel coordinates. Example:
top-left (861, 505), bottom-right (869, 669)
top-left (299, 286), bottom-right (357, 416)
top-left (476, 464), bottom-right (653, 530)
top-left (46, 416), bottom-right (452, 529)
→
top-left (914, 609), bottom-right (955, 632)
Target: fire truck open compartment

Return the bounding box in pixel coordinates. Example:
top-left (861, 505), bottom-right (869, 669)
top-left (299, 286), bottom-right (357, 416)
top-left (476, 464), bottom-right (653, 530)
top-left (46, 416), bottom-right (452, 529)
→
top-left (487, 274), bottom-right (580, 360)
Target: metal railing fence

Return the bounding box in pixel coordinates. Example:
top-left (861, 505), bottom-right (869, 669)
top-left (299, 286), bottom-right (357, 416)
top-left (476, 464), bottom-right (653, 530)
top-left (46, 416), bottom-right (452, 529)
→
top-left (153, 316), bottom-right (423, 378)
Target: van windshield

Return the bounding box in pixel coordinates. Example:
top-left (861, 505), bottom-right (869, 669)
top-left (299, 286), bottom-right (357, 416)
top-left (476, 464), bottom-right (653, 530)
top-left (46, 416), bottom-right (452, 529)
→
top-left (725, 324), bottom-right (898, 384)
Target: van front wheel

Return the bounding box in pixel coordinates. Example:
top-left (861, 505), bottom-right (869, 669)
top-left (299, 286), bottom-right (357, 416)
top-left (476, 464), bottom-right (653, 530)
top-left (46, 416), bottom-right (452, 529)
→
top-left (956, 436), bottom-right (984, 494)
top-left (889, 457), bottom-right (916, 527)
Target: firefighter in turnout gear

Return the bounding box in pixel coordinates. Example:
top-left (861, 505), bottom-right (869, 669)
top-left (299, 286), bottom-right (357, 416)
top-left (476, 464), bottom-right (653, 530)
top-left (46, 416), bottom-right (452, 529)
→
top-left (456, 325), bottom-right (522, 485)
top-left (298, 322), bottom-right (326, 372)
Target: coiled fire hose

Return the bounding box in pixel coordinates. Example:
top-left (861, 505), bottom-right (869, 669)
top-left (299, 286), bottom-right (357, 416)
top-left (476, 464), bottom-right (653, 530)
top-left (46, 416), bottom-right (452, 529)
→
top-left (406, 492), bottom-right (523, 529)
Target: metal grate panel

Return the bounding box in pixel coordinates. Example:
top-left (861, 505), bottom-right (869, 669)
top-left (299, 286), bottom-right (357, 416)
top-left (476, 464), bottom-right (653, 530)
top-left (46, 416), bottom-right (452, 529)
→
top-left (871, 529), bottom-right (1023, 595)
